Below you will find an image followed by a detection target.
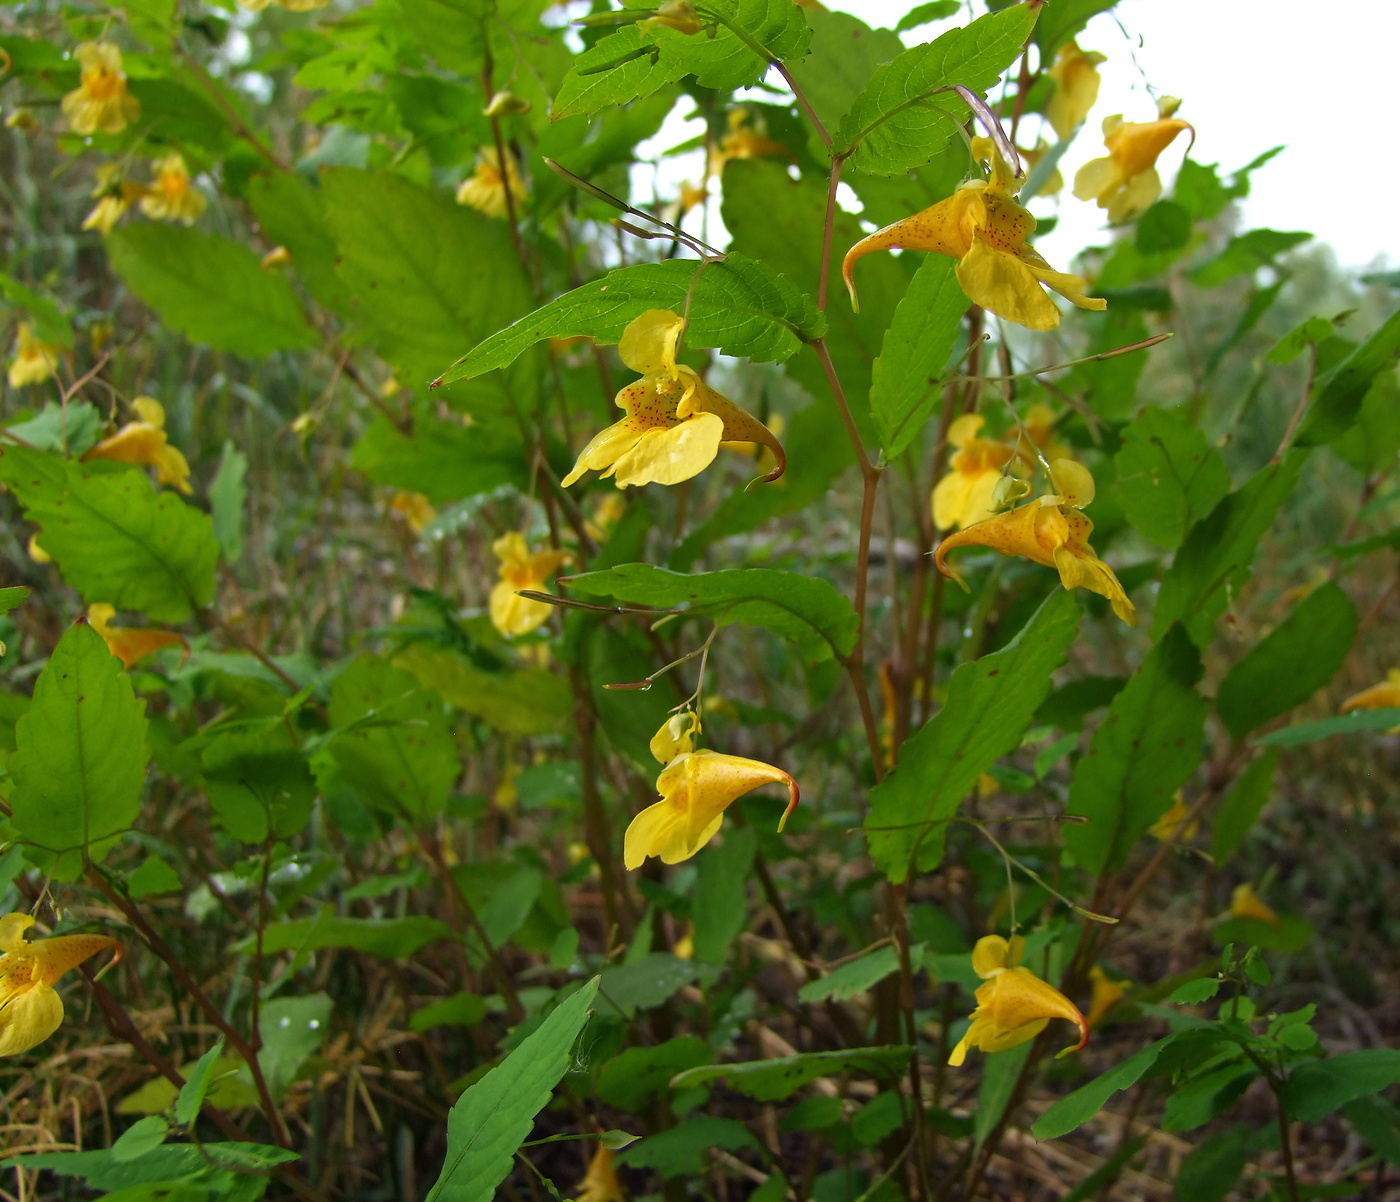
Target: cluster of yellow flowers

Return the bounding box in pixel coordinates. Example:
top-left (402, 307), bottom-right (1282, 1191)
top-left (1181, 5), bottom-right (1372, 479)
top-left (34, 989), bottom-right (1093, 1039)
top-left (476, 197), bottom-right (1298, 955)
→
top-left (83, 153), bottom-right (206, 236)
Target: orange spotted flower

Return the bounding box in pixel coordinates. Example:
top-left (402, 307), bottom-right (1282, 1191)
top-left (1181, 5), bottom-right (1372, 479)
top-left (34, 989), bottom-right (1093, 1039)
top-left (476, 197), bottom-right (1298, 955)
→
top-left (488, 534), bottom-right (571, 637)
top-left (140, 154), bottom-right (206, 225)
top-left (562, 309), bottom-right (784, 490)
top-left (1073, 97), bottom-right (1192, 223)
top-left (61, 42), bottom-right (141, 136)
top-left (1045, 41), bottom-right (1106, 141)
top-left (948, 934), bottom-right (1089, 1066)
top-left (844, 138), bottom-right (1105, 332)
top-left (83, 397), bottom-right (192, 494)
top-left (0, 913), bottom-right (121, 1057)
top-left (935, 459), bottom-right (1135, 626)
top-left (624, 715), bottom-right (797, 869)
top-left (933, 414), bottom-right (1021, 531)
top-left (87, 603), bottom-right (187, 669)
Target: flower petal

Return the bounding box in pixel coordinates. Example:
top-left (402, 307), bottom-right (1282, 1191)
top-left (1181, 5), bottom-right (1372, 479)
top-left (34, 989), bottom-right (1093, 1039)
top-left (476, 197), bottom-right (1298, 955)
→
top-left (0, 983), bottom-right (64, 1057)
top-left (610, 412), bottom-right (724, 488)
top-left (618, 310), bottom-right (686, 378)
top-left (956, 238), bottom-right (1062, 332)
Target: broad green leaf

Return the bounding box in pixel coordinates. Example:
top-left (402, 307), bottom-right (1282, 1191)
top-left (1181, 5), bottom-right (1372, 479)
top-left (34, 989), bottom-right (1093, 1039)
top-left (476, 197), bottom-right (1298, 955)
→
top-left (0, 445), bottom-right (217, 623)
top-left (125, 854), bottom-right (181, 897)
top-left (1296, 306), bottom-right (1400, 447)
top-left (435, 253), bottom-right (823, 385)
top-left (1187, 228), bottom-right (1312, 288)
top-left (1172, 1125), bottom-right (1249, 1202)
top-left (865, 589), bottom-right (1080, 882)
top-left (110, 1115), bottom-right (169, 1162)
top-left (426, 979), bottom-right (599, 1202)
top-left (258, 993), bottom-right (332, 1101)
top-left (797, 943), bottom-right (910, 1003)
top-left (575, 619), bottom-right (676, 770)
top-left (1331, 370), bottom-right (1400, 475)
top-left (896, 2), bottom-right (960, 33)
top-left (786, 10), bottom-right (903, 134)
top-left (1114, 406), bottom-right (1231, 548)
top-left (3, 401), bottom-right (102, 456)
top-left (1063, 626), bottom-right (1207, 876)
top-left (202, 726), bottom-right (316, 842)
top-left (323, 655), bottom-right (459, 824)
top-left (175, 1041), bottom-right (226, 1126)
top-left (209, 441), bottom-right (248, 565)
top-left (1209, 749), bottom-right (1277, 865)
top-left (1168, 978), bottom-right (1221, 1005)
top-left (1282, 1050), bottom-right (1400, 1123)
top-left (975, 1041), bottom-right (1033, 1148)
top-left (563, 563), bottom-right (859, 661)
top-left (0, 273), bottom-right (72, 347)
top-left (0, 586), bottom-right (29, 617)
top-left (1215, 582), bottom-right (1356, 738)
top-left (597, 953), bottom-right (699, 1017)
top-left (1031, 1037), bottom-right (1176, 1139)
top-left (411, 992), bottom-right (489, 1032)
top-left (1152, 453), bottom-right (1304, 645)
top-left (246, 171), bottom-right (353, 315)
top-left (596, 1036), bottom-right (713, 1112)
top-left (616, 1117), bottom-right (760, 1178)
top-left (1267, 315), bottom-right (1335, 366)
top-left (671, 1047), bottom-right (911, 1102)
top-left (0, 1144), bottom-right (298, 1190)
top-left (394, 643), bottom-right (571, 736)
top-left (107, 225), bottom-right (315, 357)
top-left (245, 914), bottom-right (454, 959)
top-left (9, 623), bottom-right (150, 879)
top-left (1069, 308), bottom-right (1151, 420)
top-left (691, 825), bottom-right (757, 963)
top-left (1256, 708), bottom-right (1400, 747)
top-left (350, 412), bottom-right (528, 506)
top-left (835, 4), bottom-right (1038, 174)
top-left (869, 255), bottom-right (968, 458)
top-left (1032, 0), bottom-right (1117, 52)
top-left (1344, 1097), bottom-right (1400, 1168)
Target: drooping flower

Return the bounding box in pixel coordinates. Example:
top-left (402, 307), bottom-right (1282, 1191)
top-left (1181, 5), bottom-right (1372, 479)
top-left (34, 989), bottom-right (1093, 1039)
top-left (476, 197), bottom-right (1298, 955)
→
top-left (642, 0), bottom-right (704, 35)
top-left (932, 414), bottom-right (1020, 531)
top-left (1148, 794), bottom-right (1200, 842)
top-left (1045, 41), bottom-right (1106, 141)
top-left (708, 108), bottom-right (790, 178)
top-left (0, 913), bottom-right (121, 1057)
top-left (843, 137), bottom-right (1106, 332)
top-left (84, 397), bottom-right (193, 494)
top-left (1229, 884), bottom-right (1279, 927)
top-left (935, 459), bottom-right (1136, 626)
top-left (456, 147), bottom-right (527, 220)
top-left (1339, 669), bottom-right (1400, 728)
top-left (624, 725), bottom-right (798, 869)
top-left (1085, 965), bottom-right (1128, 1029)
top-left (948, 934), bottom-right (1089, 1066)
top-left (488, 533), bottom-right (571, 637)
top-left (575, 1145), bottom-right (626, 1202)
top-left (82, 164), bottom-right (148, 236)
top-left (139, 154), bottom-right (206, 225)
top-left (389, 490), bottom-right (436, 536)
top-left (562, 309), bottom-right (785, 490)
top-left (61, 42), bottom-right (141, 137)
top-left (87, 603), bottom-right (187, 669)
top-left (7, 323), bottom-right (62, 389)
top-left (1073, 97), bottom-right (1192, 223)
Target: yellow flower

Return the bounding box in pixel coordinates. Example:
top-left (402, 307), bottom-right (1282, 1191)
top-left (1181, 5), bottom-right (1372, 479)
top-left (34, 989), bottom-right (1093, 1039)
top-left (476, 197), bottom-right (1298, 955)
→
top-left (673, 921), bottom-right (695, 960)
top-left (584, 493), bottom-right (626, 543)
top-left (260, 245), bottom-right (292, 270)
top-left (61, 42), bottom-right (141, 137)
top-left (932, 414), bottom-right (1021, 531)
top-left (843, 137), bottom-right (1106, 331)
top-left (456, 147), bottom-right (526, 220)
top-left (562, 309), bottom-right (785, 490)
top-left (624, 745), bottom-right (798, 869)
top-left (389, 490), bottom-right (437, 536)
top-left (650, 711), bottom-right (700, 764)
top-left (1022, 402), bottom-right (1070, 464)
top-left (575, 1145), bottom-right (626, 1202)
top-left (935, 459), bottom-right (1136, 626)
top-left (237, 0), bottom-right (333, 9)
top-left (1148, 794), bottom-right (1199, 842)
top-left (7, 323), bottom-right (62, 389)
top-left (27, 534), bottom-right (51, 564)
top-left (642, 0), bottom-right (704, 35)
top-left (83, 397), bottom-right (192, 494)
top-left (0, 913), bottom-right (122, 1057)
top-left (1340, 669), bottom-right (1400, 725)
top-left (488, 533), bottom-right (571, 637)
top-left (493, 760), bottom-right (520, 812)
top-left (82, 165), bottom-right (148, 236)
top-left (1085, 965), bottom-right (1127, 1029)
top-left (948, 934), bottom-right (1089, 1066)
top-left (140, 154), bottom-right (206, 225)
top-left (1229, 883), bottom-right (1279, 927)
top-left (709, 108), bottom-right (790, 178)
top-left (87, 603), bottom-right (187, 670)
top-left (679, 180), bottom-right (710, 214)
top-left (1045, 41), bottom-right (1106, 141)
top-left (1073, 98), bottom-right (1192, 223)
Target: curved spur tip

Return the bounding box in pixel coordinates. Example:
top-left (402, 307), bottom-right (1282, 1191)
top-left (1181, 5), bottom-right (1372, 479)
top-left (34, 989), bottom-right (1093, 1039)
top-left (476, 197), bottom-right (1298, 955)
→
top-left (746, 447), bottom-right (787, 491)
top-left (776, 775), bottom-right (800, 832)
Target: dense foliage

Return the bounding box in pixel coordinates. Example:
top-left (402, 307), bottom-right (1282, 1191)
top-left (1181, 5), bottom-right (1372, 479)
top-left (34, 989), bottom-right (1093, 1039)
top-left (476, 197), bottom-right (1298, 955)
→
top-left (1, 0), bottom-right (1399, 1199)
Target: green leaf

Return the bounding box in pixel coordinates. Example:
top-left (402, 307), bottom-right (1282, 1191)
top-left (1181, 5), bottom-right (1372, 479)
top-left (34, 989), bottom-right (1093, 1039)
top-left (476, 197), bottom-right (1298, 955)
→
top-left (106, 225), bottom-right (315, 358)
top-left (1152, 453), bottom-right (1304, 645)
top-left (0, 273), bottom-right (72, 348)
top-left (394, 643), bottom-right (571, 736)
top-left (202, 726), bottom-right (316, 842)
top-left (1032, 0), bottom-right (1117, 52)
top-left (596, 1036), bottom-right (713, 1112)
top-left (1267, 316), bottom-right (1335, 366)
top-left (258, 994), bottom-right (332, 1101)
top-left (125, 854), bottom-right (181, 898)
top-left (692, 825), bottom-right (757, 964)
top-left (1114, 406), bottom-right (1231, 549)
top-left (1168, 978), bottom-right (1221, 1005)
top-left (1256, 708), bottom-right (1400, 747)
top-left (175, 1041), bottom-right (226, 1127)
top-left (1187, 228), bottom-right (1312, 288)
top-left (111, 1115), bottom-right (169, 1162)
top-left (350, 412), bottom-right (527, 506)
top-left (209, 441), bottom-right (248, 565)
top-left (0, 1143), bottom-right (298, 1190)
top-left (865, 589), bottom-right (1080, 882)
top-left (896, 2), bottom-right (960, 33)
top-left (1173, 1125), bottom-right (1249, 1202)
top-left (798, 943), bottom-right (910, 1003)
top-left (0, 586), bottom-right (29, 618)
top-left (1296, 306), bottom-right (1400, 447)
top-left (246, 914), bottom-right (454, 958)
top-left (435, 253), bottom-right (823, 386)
top-left (246, 171), bottom-right (354, 315)
top-left (835, 4), bottom-right (1038, 174)
top-left (323, 655), bottom-right (459, 824)
top-left (1031, 1037), bottom-right (1175, 1140)
top-left (1282, 1050), bottom-right (1400, 1123)
top-left (564, 564), bottom-right (859, 661)
top-left (411, 992), bottom-right (489, 1032)
top-left (322, 168), bottom-right (534, 394)
top-left (671, 1046), bottom-right (912, 1102)
top-left (426, 979), bottom-right (599, 1202)
top-left (4, 402), bottom-right (103, 456)
top-left (975, 1041), bottom-right (1033, 1148)
top-left (0, 445), bottom-right (217, 623)
top-left (786, 10), bottom-right (903, 134)
top-left (870, 255), bottom-right (968, 458)
top-left (615, 1116), bottom-right (760, 1179)
top-left (1209, 749), bottom-right (1277, 865)
top-left (1215, 582), bottom-right (1356, 739)
top-left (1344, 1096), bottom-right (1400, 1167)
top-left (597, 953), bottom-right (699, 1018)
top-left (1063, 626), bottom-right (1207, 876)
top-left (9, 623), bottom-right (150, 879)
